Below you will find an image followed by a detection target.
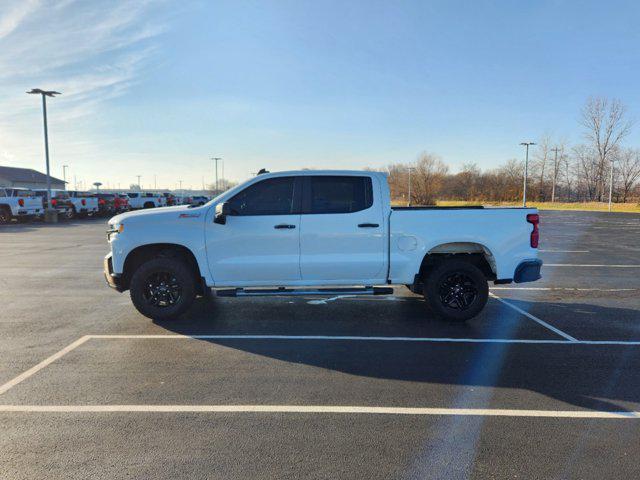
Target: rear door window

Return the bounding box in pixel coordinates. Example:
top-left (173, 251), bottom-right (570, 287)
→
top-left (307, 176), bottom-right (373, 214)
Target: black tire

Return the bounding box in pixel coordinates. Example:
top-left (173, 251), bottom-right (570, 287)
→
top-left (143, 202), bottom-right (155, 209)
top-left (0, 207), bottom-right (11, 224)
top-left (423, 259), bottom-right (488, 322)
top-left (65, 207), bottom-right (76, 220)
top-left (130, 257), bottom-right (196, 320)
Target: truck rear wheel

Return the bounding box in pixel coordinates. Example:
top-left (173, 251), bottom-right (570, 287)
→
top-left (0, 206), bottom-right (11, 224)
top-left (130, 257), bottom-right (196, 320)
top-left (423, 259), bottom-right (488, 322)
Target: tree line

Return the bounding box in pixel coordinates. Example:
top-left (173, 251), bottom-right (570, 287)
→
top-left (383, 97), bottom-right (640, 205)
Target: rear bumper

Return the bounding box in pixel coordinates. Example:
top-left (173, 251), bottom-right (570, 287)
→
top-left (514, 259), bottom-right (543, 283)
top-left (103, 253), bottom-right (124, 292)
top-left (17, 209), bottom-right (41, 216)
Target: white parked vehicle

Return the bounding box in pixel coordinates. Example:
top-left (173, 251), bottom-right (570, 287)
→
top-left (34, 190), bottom-right (73, 217)
top-left (126, 192), bottom-right (165, 209)
top-left (104, 170), bottom-right (542, 321)
top-left (185, 195), bottom-right (209, 206)
top-left (0, 187), bottom-right (44, 223)
top-left (66, 191), bottom-right (99, 217)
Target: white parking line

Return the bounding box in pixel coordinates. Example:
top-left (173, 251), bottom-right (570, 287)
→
top-left (90, 334), bottom-right (640, 346)
top-left (539, 250), bottom-right (590, 253)
top-left (491, 287), bottom-right (639, 292)
top-left (545, 264), bottom-right (640, 268)
top-left (489, 293), bottom-right (578, 342)
top-left (0, 335), bottom-right (91, 395)
top-left (0, 404), bottom-right (638, 418)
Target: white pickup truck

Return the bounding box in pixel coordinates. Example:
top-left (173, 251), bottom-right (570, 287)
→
top-left (126, 192), bottom-right (166, 209)
top-left (67, 191), bottom-right (99, 217)
top-left (0, 187), bottom-right (43, 223)
top-left (104, 170), bottom-right (542, 321)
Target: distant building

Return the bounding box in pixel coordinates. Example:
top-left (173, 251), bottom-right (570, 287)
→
top-left (0, 166), bottom-right (66, 190)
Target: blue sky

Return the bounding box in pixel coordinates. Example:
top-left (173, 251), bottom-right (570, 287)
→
top-left (1, 0), bottom-right (639, 190)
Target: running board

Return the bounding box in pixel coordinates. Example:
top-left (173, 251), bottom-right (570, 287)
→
top-left (215, 286), bottom-right (394, 298)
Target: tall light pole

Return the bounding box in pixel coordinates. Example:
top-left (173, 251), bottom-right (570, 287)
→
top-left (27, 88), bottom-right (61, 209)
top-left (520, 142), bottom-right (535, 207)
top-left (212, 157), bottom-right (222, 192)
top-left (154, 174), bottom-right (157, 190)
top-left (136, 175), bottom-right (141, 190)
top-left (62, 165), bottom-right (69, 191)
top-left (608, 158), bottom-right (615, 212)
top-left (407, 167), bottom-right (414, 206)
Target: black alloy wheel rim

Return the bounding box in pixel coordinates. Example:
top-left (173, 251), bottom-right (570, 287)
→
top-left (143, 271), bottom-right (182, 307)
top-left (438, 272), bottom-right (478, 311)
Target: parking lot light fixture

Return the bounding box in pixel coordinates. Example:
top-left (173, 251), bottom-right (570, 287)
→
top-left (27, 88), bottom-right (61, 211)
top-left (520, 142), bottom-right (535, 207)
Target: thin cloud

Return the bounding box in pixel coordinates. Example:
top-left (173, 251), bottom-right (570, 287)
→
top-left (0, 0), bottom-right (40, 39)
top-left (0, 0), bottom-right (169, 168)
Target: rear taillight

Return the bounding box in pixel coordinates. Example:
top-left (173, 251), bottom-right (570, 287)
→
top-left (82, 199), bottom-right (86, 206)
top-left (99, 199), bottom-right (105, 205)
top-left (527, 213), bottom-right (539, 248)
top-left (18, 198), bottom-right (24, 207)
top-left (51, 199), bottom-right (57, 206)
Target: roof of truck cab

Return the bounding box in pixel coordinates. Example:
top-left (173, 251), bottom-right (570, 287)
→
top-left (261, 170), bottom-right (387, 178)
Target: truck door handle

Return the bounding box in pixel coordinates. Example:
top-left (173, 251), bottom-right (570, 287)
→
top-left (358, 223), bottom-right (379, 228)
top-left (274, 224), bottom-right (296, 229)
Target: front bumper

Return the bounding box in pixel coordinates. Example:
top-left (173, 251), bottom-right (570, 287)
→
top-left (103, 253), bottom-right (124, 292)
top-left (514, 259), bottom-right (543, 283)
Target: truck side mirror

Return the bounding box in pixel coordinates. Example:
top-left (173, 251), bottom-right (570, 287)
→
top-left (214, 202), bottom-right (231, 224)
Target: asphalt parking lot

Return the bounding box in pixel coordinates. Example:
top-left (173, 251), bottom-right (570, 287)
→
top-left (1, 210), bottom-right (639, 479)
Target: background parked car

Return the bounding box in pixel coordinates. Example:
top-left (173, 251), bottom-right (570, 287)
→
top-left (96, 193), bottom-right (116, 217)
top-left (115, 194), bottom-right (130, 213)
top-left (97, 193), bottom-right (130, 216)
top-left (186, 195), bottom-right (209, 206)
top-left (34, 190), bottom-right (73, 218)
top-left (66, 191), bottom-right (99, 217)
top-left (162, 192), bottom-right (177, 206)
top-left (126, 192), bottom-right (164, 209)
top-left (0, 187), bottom-right (43, 223)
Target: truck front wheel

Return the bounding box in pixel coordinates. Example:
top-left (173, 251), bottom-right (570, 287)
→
top-left (130, 258), bottom-right (196, 320)
top-left (423, 259), bottom-right (488, 322)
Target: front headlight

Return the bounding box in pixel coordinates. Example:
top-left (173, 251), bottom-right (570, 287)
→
top-left (107, 222), bottom-right (124, 238)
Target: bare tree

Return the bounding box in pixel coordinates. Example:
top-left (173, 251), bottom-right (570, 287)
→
top-left (580, 97), bottom-right (633, 201)
top-left (410, 152), bottom-right (449, 205)
top-left (572, 144), bottom-right (598, 200)
top-left (532, 135), bottom-right (551, 201)
top-left (617, 148), bottom-right (640, 202)
top-left (550, 142), bottom-right (566, 202)
top-left (561, 152), bottom-right (573, 201)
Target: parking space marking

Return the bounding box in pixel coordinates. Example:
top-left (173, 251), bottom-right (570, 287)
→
top-left (89, 334), bottom-right (640, 345)
top-left (0, 335), bottom-right (91, 395)
top-left (539, 250), bottom-right (590, 253)
top-left (0, 404), bottom-right (638, 418)
top-left (4, 333), bottom-right (640, 398)
top-left (491, 287), bottom-right (639, 292)
top-left (489, 293), bottom-right (578, 342)
top-left (545, 264), bottom-right (640, 268)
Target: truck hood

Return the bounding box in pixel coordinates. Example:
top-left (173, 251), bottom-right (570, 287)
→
top-left (108, 204), bottom-right (204, 225)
